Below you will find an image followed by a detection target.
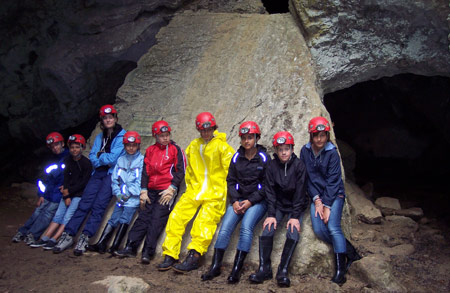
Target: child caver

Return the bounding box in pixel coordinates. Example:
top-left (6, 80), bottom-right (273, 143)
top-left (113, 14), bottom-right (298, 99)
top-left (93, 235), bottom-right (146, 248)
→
top-left (12, 132), bottom-right (69, 245)
top-left (30, 134), bottom-right (92, 250)
top-left (249, 131), bottom-right (308, 288)
top-left (158, 112), bottom-right (235, 273)
top-left (201, 121), bottom-right (270, 283)
top-left (53, 104), bottom-right (126, 255)
top-left (300, 116), bottom-right (361, 284)
top-left (88, 131), bottom-right (144, 255)
top-left (115, 121), bottom-right (186, 264)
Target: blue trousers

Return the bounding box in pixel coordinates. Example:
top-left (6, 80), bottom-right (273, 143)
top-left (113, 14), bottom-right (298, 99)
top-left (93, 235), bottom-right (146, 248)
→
top-left (19, 199), bottom-right (59, 239)
top-left (261, 209), bottom-right (303, 241)
top-left (65, 170), bottom-right (113, 237)
top-left (310, 196), bottom-right (346, 253)
top-left (107, 205), bottom-right (138, 227)
top-left (214, 201), bottom-right (267, 252)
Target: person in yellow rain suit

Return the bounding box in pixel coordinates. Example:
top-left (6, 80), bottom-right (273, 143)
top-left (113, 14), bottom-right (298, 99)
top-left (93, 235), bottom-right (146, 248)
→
top-left (157, 112), bottom-right (235, 273)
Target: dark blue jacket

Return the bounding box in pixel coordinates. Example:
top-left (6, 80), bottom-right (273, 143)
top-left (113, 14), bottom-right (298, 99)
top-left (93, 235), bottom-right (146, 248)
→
top-left (37, 148), bottom-right (69, 203)
top-left (299, 142), bottom-right (346, 207)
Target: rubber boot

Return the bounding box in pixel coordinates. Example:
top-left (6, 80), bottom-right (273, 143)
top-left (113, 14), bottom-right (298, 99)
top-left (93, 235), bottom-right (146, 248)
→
top-left (87, 224), bottom-right (114, 253)
top-left (201, 248), bottom-right (225, 281)
top-left (345, 239), bottom-right (361, 271)
top-left (158, 255), bottom-right (177, 271)
top-left (109, 223), bottom-right (128, 255)
top-left (276, 238), bottom-right (298, 287)
top-left (249, 236), bottom-right (273, 283)
top-left (331, 253), bottom-right (347, 285)
top-left (114, 239), bottom-right (137, 257)
top-left (141, 245), bottom-right (154, 264)
top-left (227, 250), bottom-right (248, 284)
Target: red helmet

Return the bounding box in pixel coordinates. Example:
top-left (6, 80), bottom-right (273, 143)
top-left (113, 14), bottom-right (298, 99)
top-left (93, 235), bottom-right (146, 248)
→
top-left (123, 131), bottom-right (141, 144)
top-left (99, 104), bottom-right (118, 117)
top-left (272, 131), bottom-right (295, 147)
top-left (67, 134), bottom-right (86, 148)
top-left (152, 120), bottom-right (171, 137)
top-left (308, 116), bottom-right (331, 133)
top-left (239, 121), bottom-right (261, 136)
top-left (46, 132), bottom-right (64, 145)
top-left (195, 112), bottom-right (216, 130)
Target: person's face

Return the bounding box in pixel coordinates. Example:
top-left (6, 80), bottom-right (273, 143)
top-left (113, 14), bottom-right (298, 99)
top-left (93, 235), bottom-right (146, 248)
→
top-left (69, 143), bottom-right (82, 158)
top-left (276, 144), bottom-right (292, 163)
top-left (312, 131), bottom-right (328, 150)
top-left (125, 143), bottom-right (139, 155)
top-left (49, 142), bottom-right (64, 155)
top-left (199, 128), bottom-right (214, 142)
top-left (156, 132), bottom-right (171, 146)
top-left (240, 133), bottom-right (257, 151)
top-left (101, 114), bottom-right (117, 129)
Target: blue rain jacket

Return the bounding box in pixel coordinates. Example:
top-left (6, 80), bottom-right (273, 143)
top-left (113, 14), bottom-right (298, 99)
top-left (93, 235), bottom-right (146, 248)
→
top-left (89, 127), bottom-right (126, 174)
top-left (37, 148), bottom-right (69, 203)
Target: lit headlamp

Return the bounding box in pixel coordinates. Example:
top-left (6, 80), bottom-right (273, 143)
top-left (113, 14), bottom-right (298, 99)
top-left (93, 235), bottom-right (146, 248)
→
top-left (276, 137), bottom-right (286, 144)
top-left (202, 122), bottom-right (211, 129)
top-left (68, 136), bottom-right (76, 141)
top-left (160, 126), bottom-right (169, 133)
top-left (126, 136), bottom-right (136, 143)
top-left (240, 128), bottom-right (250, 134)
top-left (46, 138), bottom-right (54, 144)
top-left (104, 107), bottom-right (112, 114)
top-left (316, 124), bottom-right (326, 131)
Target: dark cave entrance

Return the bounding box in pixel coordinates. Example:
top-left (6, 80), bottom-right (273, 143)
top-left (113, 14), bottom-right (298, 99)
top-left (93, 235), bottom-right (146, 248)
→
top-left (261, 0), bottom-right (289, 14)
top-left (324, 74), bottom-right (450, 222)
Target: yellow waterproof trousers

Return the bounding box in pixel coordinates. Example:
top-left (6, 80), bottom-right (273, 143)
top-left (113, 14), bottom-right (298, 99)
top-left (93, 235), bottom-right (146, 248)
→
top-left (162, 193), bottom-right (226, 259)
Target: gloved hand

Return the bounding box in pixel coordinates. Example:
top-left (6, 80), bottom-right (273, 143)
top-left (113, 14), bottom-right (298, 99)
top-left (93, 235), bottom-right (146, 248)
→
top-left (158, 186), bottom-right (176, 205)
top-left (140, 190), bottom-right (150, 210)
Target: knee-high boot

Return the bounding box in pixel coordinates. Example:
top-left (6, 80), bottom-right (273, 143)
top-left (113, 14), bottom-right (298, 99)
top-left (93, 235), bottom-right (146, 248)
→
top-left (201, 248), bottom-right (225, 281)
top-left (276, 238), bottom-right (298, 287)
top-left (87, 224), bottom-right (114, 254)
top-left (227, 250), bottom-right (247, 284)
top-left (331, 253), bottom-right (347, 284)
top-left (249, 236), bottom-right (273, 283)
top-left (345, 239), bottom-right (361, 271)
top-left (109, 223), bottom-right (128, 254)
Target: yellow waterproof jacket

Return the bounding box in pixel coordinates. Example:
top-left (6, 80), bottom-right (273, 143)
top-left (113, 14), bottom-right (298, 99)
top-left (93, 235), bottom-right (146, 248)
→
top-left (184, 130), bottom-right (235, 201)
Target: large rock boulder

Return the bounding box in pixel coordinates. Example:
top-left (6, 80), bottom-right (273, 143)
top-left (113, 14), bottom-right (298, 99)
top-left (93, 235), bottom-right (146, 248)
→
top-left (109, 11), bottom-right (350, 274)
top-left (290, 0), bottom-right (450, 94)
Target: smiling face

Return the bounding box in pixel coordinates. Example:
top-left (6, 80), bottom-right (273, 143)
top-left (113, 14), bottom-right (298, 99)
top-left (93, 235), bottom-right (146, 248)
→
top-left (240, 133), bottom-right (257, 151)
top-left (101, 114), bottom-right (117, 130)
top-left (125, 143), bottom-right (139, 155)
top-left (199, 127), bottom-right (214, 142)
top-left (69, 143), bottom-right (82, 158)
top-left (49, 141), bottom-right (64, 155)
top-left (312, 131), bottom-right (328, 152)
top-left (276, 144), bottom-right (292, 163)
top-left (156, 132), bottom-right (170, 146)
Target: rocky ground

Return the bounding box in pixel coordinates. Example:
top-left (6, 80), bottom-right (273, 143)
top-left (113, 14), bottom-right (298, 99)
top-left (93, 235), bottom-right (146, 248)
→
top-left (0, 183), bottom-right (449, 292)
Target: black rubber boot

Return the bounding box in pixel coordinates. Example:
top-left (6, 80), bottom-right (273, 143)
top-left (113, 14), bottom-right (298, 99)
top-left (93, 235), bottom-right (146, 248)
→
top-left (173, 249), bottom-right (201, 273)
top-left (249, 236), bottom-right (273, 284)
top-left (141, 246), bottom-right (154, 264)
top-left (227, 250), bottom-right (248, 284)
top-left (157, 255), bottom-right (177, 271)
top-left (331, 253), bottom-right (347, 285)
top-left (87, 224), bottom-right (114, 253)
top-left (114, 239), bottom-right (136, 258)
top-left (345, 239), bottom-right (361, 271)
top-left (201, 248), bottom-right (225, 281)
top-left (109, 223), bottom-right (128, 255)
top-left (276, 238), bottom-right (298, 287)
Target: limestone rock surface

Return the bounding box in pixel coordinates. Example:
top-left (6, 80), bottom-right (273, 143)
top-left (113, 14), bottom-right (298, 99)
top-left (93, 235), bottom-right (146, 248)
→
top-left (92, 276), bottom-right (150, 292)
top-left (346, 181), bottom-right (382, 224)
top-left (290, 0), bottom-right (450, 94)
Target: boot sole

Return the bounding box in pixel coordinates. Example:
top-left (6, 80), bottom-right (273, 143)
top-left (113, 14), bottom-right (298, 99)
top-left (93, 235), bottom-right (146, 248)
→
top-left (157, 266), bottom-right (173, 271)
top-left (172, 266), bottom-right (198, 274)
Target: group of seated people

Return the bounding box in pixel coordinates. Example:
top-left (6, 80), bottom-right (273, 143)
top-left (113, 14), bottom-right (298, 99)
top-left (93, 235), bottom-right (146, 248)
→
top-left (12, 104), bottom-right (361, 287)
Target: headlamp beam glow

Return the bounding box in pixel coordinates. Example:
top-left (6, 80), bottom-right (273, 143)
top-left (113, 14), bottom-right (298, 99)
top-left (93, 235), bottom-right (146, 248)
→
top-left (104, 107), bottom-right (112, 114)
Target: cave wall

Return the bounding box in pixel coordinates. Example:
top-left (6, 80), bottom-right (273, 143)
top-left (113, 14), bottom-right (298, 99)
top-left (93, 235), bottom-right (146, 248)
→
top-left (290, 0), bottom-right (450, 94)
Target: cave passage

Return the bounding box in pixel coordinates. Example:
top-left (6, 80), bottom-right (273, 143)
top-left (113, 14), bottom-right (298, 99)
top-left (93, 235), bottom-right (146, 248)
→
top-left (324, 74), bottom-right (450, 221)
top-left (261, 0), bottom-right (289, 14)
